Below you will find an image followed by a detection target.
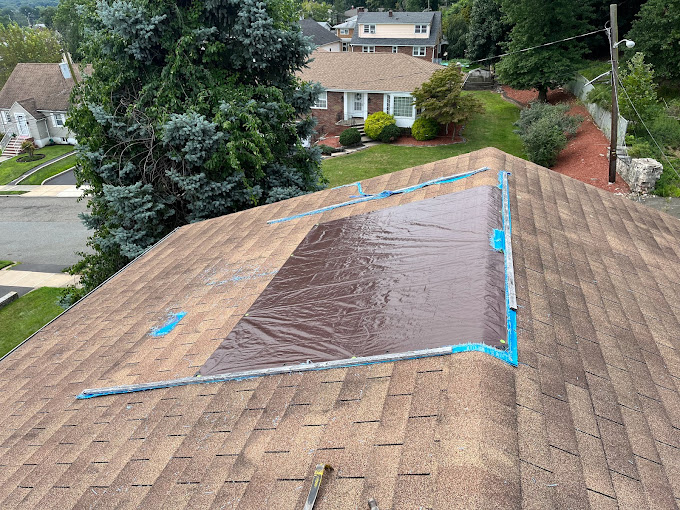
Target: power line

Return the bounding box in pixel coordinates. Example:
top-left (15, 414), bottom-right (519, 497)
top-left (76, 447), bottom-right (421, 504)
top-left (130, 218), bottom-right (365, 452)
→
top-left (469, 28), bottom-right (607, 64)
top-left (616, 76), bottom-right (680, 183)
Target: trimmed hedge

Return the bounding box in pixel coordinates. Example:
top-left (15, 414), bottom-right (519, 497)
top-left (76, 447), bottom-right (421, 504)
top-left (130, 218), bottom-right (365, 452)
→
top-left (364, 112), bottom-right (397, 140)
top-left (378, 123), bottom-right (401, 143)
top-left (411, 117), bottom-right (439, 141)
top-left (339, 127), bottom-right (361, 147)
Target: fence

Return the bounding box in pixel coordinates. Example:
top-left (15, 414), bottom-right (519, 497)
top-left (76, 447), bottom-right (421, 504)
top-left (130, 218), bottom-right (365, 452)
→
top-left (564, 74), bottom-right (628, 143)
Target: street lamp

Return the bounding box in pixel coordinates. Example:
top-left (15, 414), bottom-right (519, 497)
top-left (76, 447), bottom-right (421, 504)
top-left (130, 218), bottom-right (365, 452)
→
top-left (608, 4), bottom-right (635, 183)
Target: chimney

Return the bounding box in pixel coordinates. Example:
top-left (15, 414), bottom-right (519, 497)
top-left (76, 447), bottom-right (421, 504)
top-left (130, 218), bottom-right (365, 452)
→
top-left (389, 10), bottom-right (393, 17)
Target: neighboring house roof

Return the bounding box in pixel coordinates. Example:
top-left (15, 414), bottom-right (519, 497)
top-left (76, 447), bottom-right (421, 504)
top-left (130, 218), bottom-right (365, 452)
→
top-left (0, 63), bottom-right (89, 113)
top-left (1, 148), bottom-right (680, 508)
top-left (351, 10), bottom-right (441, 47)
top-left (298, 51), bottom-right (443, 92)
top-left (299, 18), bottom-right (341, 47)
top-left (332, 15), bottom-right (357, 29)
top-left (16, 98), bottom-right (45, 119)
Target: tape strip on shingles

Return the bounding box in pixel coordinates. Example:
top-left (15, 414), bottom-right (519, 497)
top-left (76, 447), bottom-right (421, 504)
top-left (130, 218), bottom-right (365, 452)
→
top-left (267, 166), bottom-right (491, 224)
top-left (150, 312), bottom-right (186, 337)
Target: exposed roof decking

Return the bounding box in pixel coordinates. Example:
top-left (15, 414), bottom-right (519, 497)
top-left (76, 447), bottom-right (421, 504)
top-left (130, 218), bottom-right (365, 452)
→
top-left (1, 148), bottom-right (680, 508)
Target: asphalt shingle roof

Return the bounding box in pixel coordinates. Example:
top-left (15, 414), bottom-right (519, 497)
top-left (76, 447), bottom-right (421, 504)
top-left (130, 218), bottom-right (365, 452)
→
top-left (1, 148), bottom-right (680, 508)
top-left (351, 11), bottom-right (441, 47)
top-left (0, 63), bottom-right (89, 113)
top-left (298, 50), bottom-right (443, 92)
top-left (299, 18), bottom-right (341, 48)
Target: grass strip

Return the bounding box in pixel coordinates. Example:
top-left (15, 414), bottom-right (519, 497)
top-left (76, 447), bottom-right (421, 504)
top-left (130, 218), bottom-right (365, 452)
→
top-left (0, 190), bottom-right (28, 195)
top-left (19, 154), bottom-right (78, 185)
top-left (0, 145), bottom-right (74, 185)
top-left (0, 287), bottom-right (64, 358)
top-left (323, 91), bottom-right (525, 187)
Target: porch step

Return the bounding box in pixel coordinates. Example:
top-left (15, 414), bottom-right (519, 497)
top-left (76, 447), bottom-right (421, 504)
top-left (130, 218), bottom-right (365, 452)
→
top-left (2, 136), bottom-right (31, 157)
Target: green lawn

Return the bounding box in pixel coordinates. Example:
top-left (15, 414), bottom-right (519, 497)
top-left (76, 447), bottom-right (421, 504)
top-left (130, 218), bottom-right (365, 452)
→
top-left (0, 190), bottom-right (28, 195)
top-left (0, 145), bottom-right (74, 185)
top-left (0, 260), bottom-right (14, 270)
top-left (322, 91), bottom-right (525, 187)
top-left (19, 154), bottom-right (78, 185)
top-left (0, 287), bottom-right (64, 358)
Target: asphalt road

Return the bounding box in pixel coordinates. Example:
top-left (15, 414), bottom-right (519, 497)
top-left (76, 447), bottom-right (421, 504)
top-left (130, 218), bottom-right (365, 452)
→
top-left (44, 169), bottom-right (77, 185)
top-left (0, 196), bottom-right (91, 268)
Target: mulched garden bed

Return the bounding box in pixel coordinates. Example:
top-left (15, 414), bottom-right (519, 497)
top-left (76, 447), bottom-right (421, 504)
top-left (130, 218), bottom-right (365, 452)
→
top-left (16, 154), bottom-right (46, 163)
top-left (317, 133), bottom-right (464, 150)
top-left (501, 86), bottom-right (630, 194)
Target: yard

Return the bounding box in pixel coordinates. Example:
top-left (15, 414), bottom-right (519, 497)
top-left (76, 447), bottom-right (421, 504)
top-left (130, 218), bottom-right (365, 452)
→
top-left (0, 144), bottom-right (74, 185)
top-left (0, 287), bottom-right (64, 358)
top-left (18, 154), bottom-right (78, 185)
top-left (322, 91), bottom-right (525, 187)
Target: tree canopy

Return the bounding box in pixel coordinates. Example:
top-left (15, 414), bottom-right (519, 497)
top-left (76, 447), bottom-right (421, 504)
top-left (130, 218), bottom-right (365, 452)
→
top-left (411, 65), bottom-right (483, 136)
top-left (64, 0), bottom-right (325, 304)
top-left (0, 22), bottom-right (61, 86)
top-left (465, 0), bottom-right (508, 62)
top-left (627, 0), bottom-right (680, 80)
top-left (495, 0), bottom-right (591, 102)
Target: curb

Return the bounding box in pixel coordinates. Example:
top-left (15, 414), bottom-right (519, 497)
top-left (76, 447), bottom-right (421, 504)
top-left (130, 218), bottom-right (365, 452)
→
top-left (0, 291), bottom-right (18, 309)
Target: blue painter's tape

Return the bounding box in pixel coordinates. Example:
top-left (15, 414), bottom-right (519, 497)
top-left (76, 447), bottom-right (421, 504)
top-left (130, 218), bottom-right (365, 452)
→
top-left (150, 312), bottom-right (186, 337)
top-left (491, 229), bottom-right (505, 251)
top-left (268, 167), bottom-right (491, 224)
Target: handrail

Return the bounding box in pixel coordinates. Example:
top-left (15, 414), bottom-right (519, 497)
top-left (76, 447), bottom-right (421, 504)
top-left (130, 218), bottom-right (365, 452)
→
top-left (0, 130), bottom-right (15, 152)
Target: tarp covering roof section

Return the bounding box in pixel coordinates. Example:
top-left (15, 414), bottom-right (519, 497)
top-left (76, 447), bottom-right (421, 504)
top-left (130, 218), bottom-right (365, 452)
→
top-left (201, 185), bottom-right (506, 376)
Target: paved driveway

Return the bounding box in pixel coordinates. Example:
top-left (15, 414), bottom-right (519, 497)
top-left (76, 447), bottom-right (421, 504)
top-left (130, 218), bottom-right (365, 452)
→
top-left (0, 196), bottom-right (90, 267)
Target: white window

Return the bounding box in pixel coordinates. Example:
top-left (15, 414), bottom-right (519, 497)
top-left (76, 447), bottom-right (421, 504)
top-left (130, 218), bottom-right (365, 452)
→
top-left (362, 46), bottom-right (375, 53)
top-left (342, 42), bottom-right (349, 52)
top-left (414, 24), bottom-right (427, 34)
top-left (393, 96), bottom-right (413, 117)
top-left (312, 91), bottom-right (328, 109)
top-left (53, 113), bottom-right (66, 127)
top-left (340, 28), bottom-right (349, 35)
top-left (1, 111), bottom-right (10, 123)
top-left (392, 46), bottom-right (398, 53)
top-left (363, 24), bottom-right (375, 34)
top-left (413, 46), bottom-right (427, 57)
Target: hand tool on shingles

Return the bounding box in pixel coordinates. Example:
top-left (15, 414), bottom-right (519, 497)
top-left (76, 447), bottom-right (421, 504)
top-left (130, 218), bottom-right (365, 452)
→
top-left (368, 498), bottom-right (380, 509)
top-left (303, 463), bottom-right (333, 510)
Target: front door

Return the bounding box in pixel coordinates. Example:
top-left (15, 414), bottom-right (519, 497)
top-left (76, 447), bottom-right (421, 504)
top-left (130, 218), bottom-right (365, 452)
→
top-left (15, 114), bottom-right (29, 136)
top-left (350, 93), bottom-right (364, 118)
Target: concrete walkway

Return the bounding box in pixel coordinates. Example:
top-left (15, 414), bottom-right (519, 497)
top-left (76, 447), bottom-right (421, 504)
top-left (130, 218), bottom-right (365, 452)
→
top-left (0, 184), bottom-right (85, 197)
top-left (0, 265), bottom-right (79, 297)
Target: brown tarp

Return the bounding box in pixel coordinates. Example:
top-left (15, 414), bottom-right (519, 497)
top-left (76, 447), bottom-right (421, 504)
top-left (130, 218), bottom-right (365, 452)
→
top-left (201, 185), bottom-right (507, 376)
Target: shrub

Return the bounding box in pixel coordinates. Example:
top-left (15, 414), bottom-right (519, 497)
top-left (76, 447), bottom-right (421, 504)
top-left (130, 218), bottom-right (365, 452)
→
top-left (339, 127), bottom-right (361, 147)
top-left (378, 123), bottom-right (401, 143)
top-left (649, 114), bottom-right (680, 149)
top-left (318, 144), bottom-right (334, 155)
top-left (20, 139), bottom-right (37, 158)
top-left (625, 136), bottom-right (654, 158)
top-left (364, 112), bottom-right (396, 140)
top-left (586, 83), bottom-right (612, 111)
top-left (515, 102), bottom-right (582, 167)
top-left (411, 117), bottom-right (439, 141)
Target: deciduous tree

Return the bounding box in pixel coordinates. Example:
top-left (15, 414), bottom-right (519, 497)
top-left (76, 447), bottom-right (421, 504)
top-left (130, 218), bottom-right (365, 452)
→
top-left (627, 0), bottom-right (680, 80)
top-left (0, 23), bottom-right (62, 87)
top-left (411, 65), bottom-right (483, 137)
top-left (64, 0), bottom-right (325, 304)
top-left (496, 0), bottom-right (591, 102)
top-left (465, 0), bottom-right (508, 62)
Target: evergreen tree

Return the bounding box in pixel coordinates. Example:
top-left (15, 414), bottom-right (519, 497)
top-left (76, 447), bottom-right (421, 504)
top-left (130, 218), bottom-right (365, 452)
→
top-left (465, 0), bottom-right (508, 62)
top-left (442, 0), bottom-right (472, 59)
top-left (65, 0), bottom-right (325, 304)
top-left (627, 0), bottom-right (680, 80)
top-left (411, 65), bottom-right (483, 137)
top-left (496, 0), bottom-right (591, 102)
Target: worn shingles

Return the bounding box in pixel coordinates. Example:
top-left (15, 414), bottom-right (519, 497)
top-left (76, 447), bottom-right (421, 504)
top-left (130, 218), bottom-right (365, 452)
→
top-left (2, 149), bottom-right (680, 508)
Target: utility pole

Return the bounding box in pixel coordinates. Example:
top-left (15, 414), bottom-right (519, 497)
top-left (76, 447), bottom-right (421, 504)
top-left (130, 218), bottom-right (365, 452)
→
top-left (608, 4), bottom-right (619, 183)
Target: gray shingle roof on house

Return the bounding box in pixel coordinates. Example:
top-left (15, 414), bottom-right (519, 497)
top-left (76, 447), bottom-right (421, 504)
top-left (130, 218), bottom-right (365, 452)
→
top-left (0, 63), bottom-right (89, 113)
top-left (16, 98), bottom-right (45, 119)
top-left (351, 11), bottom-right (441, 47)
top-left (358, 11), bottom-right (434, 24)
top-left (299, 18), bottom-right (342, 47)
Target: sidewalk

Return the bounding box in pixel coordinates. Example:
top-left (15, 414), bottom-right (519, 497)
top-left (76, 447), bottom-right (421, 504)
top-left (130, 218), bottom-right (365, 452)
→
top-left (0, 266), bottom-right (79, 298)
top-left (0, 184), bottom-right (85, 197)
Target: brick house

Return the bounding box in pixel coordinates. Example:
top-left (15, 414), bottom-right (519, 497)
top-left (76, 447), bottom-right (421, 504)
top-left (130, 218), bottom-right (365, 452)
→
top-left (349, 10), bottom-right (443, 62)
top-left (333, 15), bottom-right (356, 52)
top-left (298, 51), bottom-right (443, 136)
